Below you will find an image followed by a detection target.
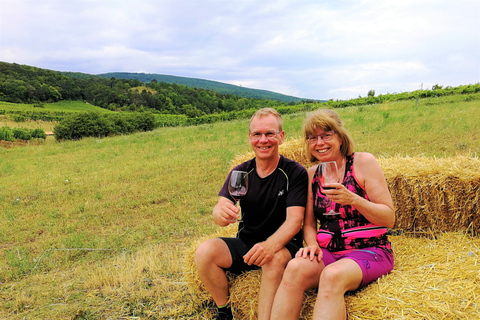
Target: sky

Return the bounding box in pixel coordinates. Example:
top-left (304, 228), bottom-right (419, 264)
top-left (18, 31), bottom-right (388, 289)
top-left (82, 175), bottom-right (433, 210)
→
top-left (0, 0), bottom-right (479, 100)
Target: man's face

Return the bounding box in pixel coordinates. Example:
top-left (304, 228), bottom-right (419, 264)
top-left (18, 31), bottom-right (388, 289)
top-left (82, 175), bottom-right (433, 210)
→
top-left (248, 114), bottom-right (284, 161)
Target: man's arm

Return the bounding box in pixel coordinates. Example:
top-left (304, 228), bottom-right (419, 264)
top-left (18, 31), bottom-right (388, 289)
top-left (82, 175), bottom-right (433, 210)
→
top-left (243, 206), bottom-right (304, 266)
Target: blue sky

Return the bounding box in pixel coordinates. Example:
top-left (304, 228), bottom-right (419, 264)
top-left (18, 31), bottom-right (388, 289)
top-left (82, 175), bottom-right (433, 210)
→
top-left (1, 0), bottom-right (479, 100)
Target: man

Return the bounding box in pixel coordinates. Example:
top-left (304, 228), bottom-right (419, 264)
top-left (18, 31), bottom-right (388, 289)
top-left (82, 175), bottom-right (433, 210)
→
top-left (195, 108), bottom-right (308, 320)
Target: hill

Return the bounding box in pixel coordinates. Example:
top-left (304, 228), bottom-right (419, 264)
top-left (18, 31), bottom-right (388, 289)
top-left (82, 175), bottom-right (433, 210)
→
top-left (97, 72), bottom-right (311, 103)
top-left (0, 62), bottom-right (296, 117)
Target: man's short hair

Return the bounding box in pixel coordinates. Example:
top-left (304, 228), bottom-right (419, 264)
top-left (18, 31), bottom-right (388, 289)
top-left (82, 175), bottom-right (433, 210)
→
top-left (249, 108), bottom-right (283, 131)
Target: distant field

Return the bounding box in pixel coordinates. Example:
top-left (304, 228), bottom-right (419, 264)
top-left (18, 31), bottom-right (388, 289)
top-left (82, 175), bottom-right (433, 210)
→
top-left (0, 100), bottom-right (113, 113)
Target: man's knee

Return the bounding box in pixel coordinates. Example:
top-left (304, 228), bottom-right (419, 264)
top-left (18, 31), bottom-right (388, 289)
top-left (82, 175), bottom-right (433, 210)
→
top-left (195, 239), bottom-right (218, 263)
top-left (195, 238), bottom-right (230, 268)
top-left (262, 248), bottom-right (292, 274)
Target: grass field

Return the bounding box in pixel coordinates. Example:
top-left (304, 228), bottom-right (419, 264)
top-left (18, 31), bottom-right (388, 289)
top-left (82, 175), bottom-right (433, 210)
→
top-left (0, 94), bottom-right (479, 319)
top-left (0, 100), bottom-right (114, 113)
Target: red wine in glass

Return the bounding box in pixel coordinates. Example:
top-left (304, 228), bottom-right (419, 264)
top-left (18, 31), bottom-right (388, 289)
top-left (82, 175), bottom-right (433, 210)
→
top-left (321, 186), bottom-right (336, 190)
top-left (230, 190), bottom-right (247, 202)
top-left (228, 170), bottom-right (249, 221)
top-left (319, 161), bottom-right (340, 215)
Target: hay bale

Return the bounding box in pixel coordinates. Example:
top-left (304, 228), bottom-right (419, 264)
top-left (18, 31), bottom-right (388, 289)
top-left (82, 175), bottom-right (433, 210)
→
top-left (234, 140), bottom-right (480, 233)
top-left (188, 232), bottom-right (480, 319)
top-left (232, 138), bottom-right (315, 169)
top-left (186, 142), bottom-right (479, 318)
top-left (343, 232), bottom-right (480, 319)
top-left (378, 155), bottom-right (480, 233)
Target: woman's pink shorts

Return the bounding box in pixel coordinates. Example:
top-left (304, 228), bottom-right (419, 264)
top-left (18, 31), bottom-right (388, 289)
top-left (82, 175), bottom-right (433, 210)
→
top-left (321, 247), bottom-right (394, 288)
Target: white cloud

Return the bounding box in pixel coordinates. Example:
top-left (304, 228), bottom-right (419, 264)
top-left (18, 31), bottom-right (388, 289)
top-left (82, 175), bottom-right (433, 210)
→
top-left (0, 0), bottom-right (478, 100)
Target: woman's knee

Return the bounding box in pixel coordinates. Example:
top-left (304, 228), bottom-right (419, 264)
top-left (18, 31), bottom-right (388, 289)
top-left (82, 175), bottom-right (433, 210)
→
top-left (319, 265), bottom-right (343, 287)
top-left (319, 262), bottom-right (361, 293)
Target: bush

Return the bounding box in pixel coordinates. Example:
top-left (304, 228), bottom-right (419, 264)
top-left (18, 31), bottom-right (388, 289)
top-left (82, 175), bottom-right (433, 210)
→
top-left (0, 127), bottom-right (47, 141)
top-left (53, 112), bottom-right (158, 140)
top-left (13, 128), bottom-right (32, 140)
top-left (0, 127), bottom-right (14, 142)
top-left (31, 128), bottom-right (47, 139)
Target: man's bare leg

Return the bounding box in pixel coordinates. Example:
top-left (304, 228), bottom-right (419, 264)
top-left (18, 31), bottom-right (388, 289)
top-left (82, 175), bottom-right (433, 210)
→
top-left (195, 238), bottom-right (233, 307)
top-left (257, 248), bottom-right (292, 320)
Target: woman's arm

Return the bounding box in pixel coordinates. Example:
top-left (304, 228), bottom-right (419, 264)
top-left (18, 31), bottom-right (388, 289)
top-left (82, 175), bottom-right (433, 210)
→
top-left (346, 152), bottom-right (395, 228)
top-left (297, 165), bottom-right (322, 261)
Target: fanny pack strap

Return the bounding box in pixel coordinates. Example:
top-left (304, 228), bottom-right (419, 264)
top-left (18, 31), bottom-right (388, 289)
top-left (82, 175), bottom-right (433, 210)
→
top-left (327, 231), bottom-right (389, 251)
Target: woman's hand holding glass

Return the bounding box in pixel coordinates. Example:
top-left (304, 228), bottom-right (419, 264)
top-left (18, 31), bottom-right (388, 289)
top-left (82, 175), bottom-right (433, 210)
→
top-left (319, 161), bottom-right (341, 215)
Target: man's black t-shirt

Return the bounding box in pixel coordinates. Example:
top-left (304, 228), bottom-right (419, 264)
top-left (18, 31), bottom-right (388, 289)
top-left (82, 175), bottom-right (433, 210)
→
top-left (219, 155), bottom-right (308, 248)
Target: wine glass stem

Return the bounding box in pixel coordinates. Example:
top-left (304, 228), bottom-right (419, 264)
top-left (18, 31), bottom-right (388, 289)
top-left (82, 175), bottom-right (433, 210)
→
top-left (236, 201), bottom-right (243, 222)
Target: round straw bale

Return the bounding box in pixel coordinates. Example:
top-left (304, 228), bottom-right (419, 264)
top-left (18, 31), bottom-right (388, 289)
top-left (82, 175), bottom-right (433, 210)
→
top-left (188, 232), bottom-right (480, 319)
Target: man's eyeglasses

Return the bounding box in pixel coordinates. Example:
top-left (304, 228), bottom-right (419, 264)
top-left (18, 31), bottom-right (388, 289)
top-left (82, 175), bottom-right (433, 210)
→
top-left (250, 131), bottom-right (282, 141)
top-left (305, 131), bottom-right (335, 144)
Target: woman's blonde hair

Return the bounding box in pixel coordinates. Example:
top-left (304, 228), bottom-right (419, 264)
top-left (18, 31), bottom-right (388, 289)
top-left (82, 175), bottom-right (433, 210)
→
top-left (303, 109), bottom-right (354, 162)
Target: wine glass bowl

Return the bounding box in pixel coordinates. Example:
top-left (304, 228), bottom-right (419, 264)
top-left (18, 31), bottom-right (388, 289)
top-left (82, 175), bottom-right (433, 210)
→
top-left (228, 170), bottom-right (249, 221)
top-left (319, 161), bottom-right (340, 215)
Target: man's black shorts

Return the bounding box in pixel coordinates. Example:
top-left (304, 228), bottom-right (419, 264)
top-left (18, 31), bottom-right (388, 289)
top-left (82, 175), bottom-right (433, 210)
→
top-left (219, 237), bottom-right (301, 275)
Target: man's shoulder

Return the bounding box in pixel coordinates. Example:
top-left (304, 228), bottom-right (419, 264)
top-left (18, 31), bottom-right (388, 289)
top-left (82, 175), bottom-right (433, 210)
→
top-left (279, 155), bottom-right (307, 173)
top-left (233, 158), bottom-right (255, 171)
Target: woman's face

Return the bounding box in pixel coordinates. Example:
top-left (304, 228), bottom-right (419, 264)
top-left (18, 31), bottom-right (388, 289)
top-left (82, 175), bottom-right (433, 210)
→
top-left (307, 128), bottom-right (342, 162)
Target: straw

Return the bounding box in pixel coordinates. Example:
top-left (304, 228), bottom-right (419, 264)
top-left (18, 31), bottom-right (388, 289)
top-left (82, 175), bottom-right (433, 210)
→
top-left (184, 139), bottom-right (479, 319)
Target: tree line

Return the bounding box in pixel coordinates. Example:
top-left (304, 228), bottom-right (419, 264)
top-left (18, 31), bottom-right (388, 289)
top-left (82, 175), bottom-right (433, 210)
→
top-left (1, 61), bottom-right (479, 142)
top-left (97, 72), bottom-right (305, 103)
top-left (2, 61), bottom-right (478, 121)
top-left (0, 62), bottom-right (294, 118)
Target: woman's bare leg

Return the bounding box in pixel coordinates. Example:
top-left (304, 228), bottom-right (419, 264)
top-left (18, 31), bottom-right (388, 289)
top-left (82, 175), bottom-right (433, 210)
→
top-left (313, 259), bottom-right (363, 320)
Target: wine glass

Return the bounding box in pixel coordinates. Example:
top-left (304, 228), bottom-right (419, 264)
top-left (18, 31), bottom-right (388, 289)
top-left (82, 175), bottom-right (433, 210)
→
top-left (228, 170), bottom-right (249, 222)
top-left (319, 161), bottom-right (340, 215)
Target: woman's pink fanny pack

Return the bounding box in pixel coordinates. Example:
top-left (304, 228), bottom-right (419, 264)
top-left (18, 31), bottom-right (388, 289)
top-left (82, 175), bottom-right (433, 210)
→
top-left (316, 226), bottom-right (388, 249)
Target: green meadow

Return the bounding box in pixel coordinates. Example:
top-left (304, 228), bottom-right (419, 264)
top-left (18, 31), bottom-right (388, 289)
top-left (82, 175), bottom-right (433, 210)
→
top-left (0, 100), bottom-right (113, 113)
top-left (0, 93), bottom-right (479, 319)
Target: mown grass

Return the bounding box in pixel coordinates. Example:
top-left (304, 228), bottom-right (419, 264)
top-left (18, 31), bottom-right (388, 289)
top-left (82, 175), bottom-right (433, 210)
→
top-left (0, 94), bottom-right (479, 319)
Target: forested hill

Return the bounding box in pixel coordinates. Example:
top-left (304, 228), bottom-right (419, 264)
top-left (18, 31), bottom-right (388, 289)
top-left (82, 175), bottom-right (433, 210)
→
top-left (97, 72), bottom-right (306, 103)
top-left (0, 61), bottom-right (299, 117)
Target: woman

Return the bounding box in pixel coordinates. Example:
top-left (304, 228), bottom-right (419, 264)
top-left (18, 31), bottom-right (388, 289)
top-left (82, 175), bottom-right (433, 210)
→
top-left (270, 109), bottom-right (395, 320)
